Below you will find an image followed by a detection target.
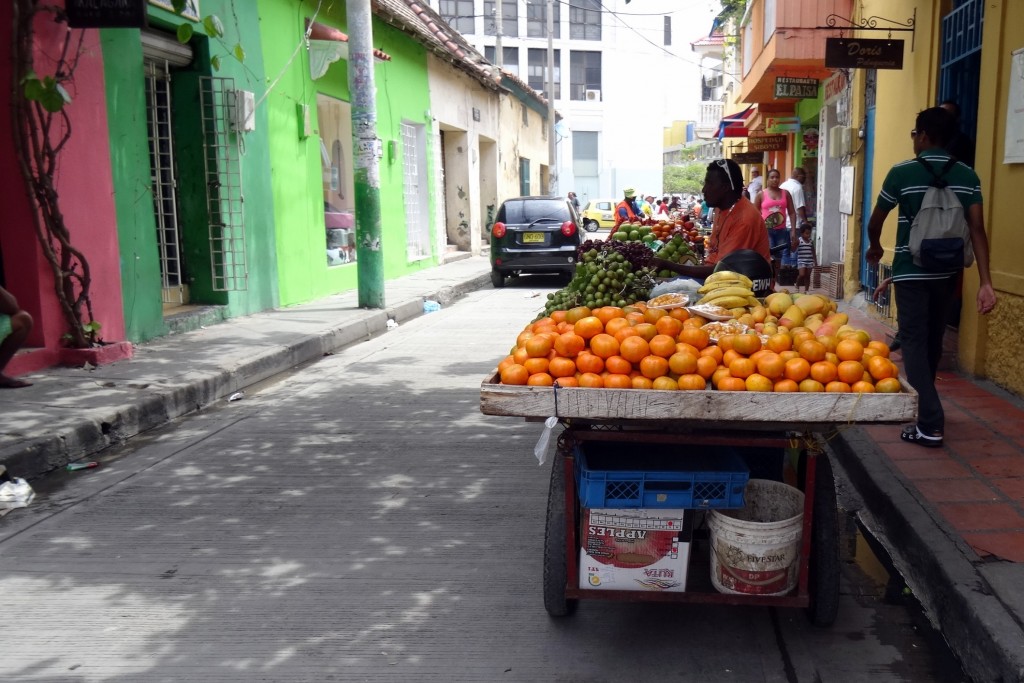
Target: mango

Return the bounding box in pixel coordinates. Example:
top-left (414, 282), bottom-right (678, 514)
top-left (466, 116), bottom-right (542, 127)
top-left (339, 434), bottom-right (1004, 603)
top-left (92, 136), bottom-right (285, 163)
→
top-left (779, 304), bottom-right (806, 328)
top-left (795, 294), bottom-right (826, 316)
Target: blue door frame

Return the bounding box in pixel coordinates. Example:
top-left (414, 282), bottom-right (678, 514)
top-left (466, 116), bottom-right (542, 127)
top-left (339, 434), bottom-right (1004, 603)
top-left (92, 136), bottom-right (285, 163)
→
top-left (859, 84), bottom-right (876, 288)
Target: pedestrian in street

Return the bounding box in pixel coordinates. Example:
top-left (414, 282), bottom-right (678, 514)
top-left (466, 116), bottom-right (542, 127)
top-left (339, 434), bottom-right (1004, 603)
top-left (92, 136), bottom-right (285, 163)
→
top-left (753, 168), bottom-right (798, 279)
top-left (795, 224), bottom-right (816, 294)
top-left (866, 106), bottom-right (996, 448)
top-left (779, 166), bottom-right (808, 254)
top-left (747, 167), bottom-right (763, 197)
top-left (567, 191), bottom-right (580, 212)
top-left (0, 285), bottom-right (33, 388)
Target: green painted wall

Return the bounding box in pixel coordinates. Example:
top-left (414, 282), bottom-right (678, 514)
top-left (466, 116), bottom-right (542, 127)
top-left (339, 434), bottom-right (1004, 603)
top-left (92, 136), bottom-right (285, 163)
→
top-left (102, 3), bottom-right (279, 342)
top-left (101, 29), bottom-right (165, 341)
top-left (257, 0), bottom-right (438, 306)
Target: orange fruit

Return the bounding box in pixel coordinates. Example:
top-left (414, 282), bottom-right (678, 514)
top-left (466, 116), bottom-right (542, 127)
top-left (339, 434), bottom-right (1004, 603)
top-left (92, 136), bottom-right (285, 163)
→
top-left (527, 372), bottom-right (554, 386)
top-left (631, 376), bottom-right (654, 390)
top-left (625, 311), bottom-right (646, 325)
top-left (825, 352), bottom-right (840, 366)
top-left (668, 351), bottom-right (698, 375)
top-left (791, 329), bottom-right (815, 348)
top-left (577, 372), bottom-right (604, 388)
top-left (523, 357), bottom-right (550, 375)
top-left (711, 366), bottom-right (732, 388)
top-left (779, 350), bottom-right (801, 362)
top-left (669, 308), bottom-right (690, 322)
top-left (604, 373), bottom-right (632, 389)
top-left (589, 333), bottom-right (620, 359)
top-left (652, 376), bottom-right (679, 391)
top-left (868, 355), bottom-right (897, 381)
top-left (810, 361), bottom-right (838, 384)
top-left (850, 380), bottom-right (876, 393)
top-left (516, 330), bottom-right (535, 347)
top-left (633, 323), bottom-right (658, 342)
top-left (604, 317), bottom-right (632, 337)
top-left (837, 360), bottom-right (865, 385)
top-left (525, 335), bottom-right (554, 358)
top-left (798, 378), bottom-right (825, 392)
top-left (722, 349), bottom-right (742, 367)
top-left (774, 378), bottom-right (799, 392)
top-left (836, 339), bottom-right (865, 362)
top-left (595, 307), bottom-right (625, 325)
top-left (500, 364), bottom-right (529, 385)
top-left (497, 355), bottom-right (516, 372)
top-left (548, 357), bottom-right (577, 378)
top-left (678, 327), bottom-right (710, 350)
top-left (619, 336), bottom-right (650, 363)
top-left (678, 374), bottom-right (707, 390)
top-left (729, 357), bottom-right (757, 379)
top-left (718, 376), bottom-right (747, 391)
top-left (748, 349), bottom-right (770, 365)
top-left (513, 346), bottom-right (530, 365)
top-left (655, 316), bottom-right (683, 338)
top-left (696, 355), bottom-right (719, 379)
top-left (565, 306), bottom-right (592, 324)
top-left (643, 308), bottom-right (668, 324)
top-left (732, 333), bottom-right (762, 356)
top-left (604, 355), bottom-right (633, 375)
top-left (700, 345), bottom-right (724, 363)
top-left (549, 310), bottom-right (567, 325)
top-left (825, 381), bottom-right (851, 393)
top-left (649, 334), bottom-right (678, 358)
top-left (614, 327), bottom-right (641, 343)
top-left (574, 316), bottom-right (604, 339)
top-left (875, 377), bottom-right (902, 393)
top-left (639, 355), bottom-right (670, 379)
top-left (676, 342), bottom-right (701, 357)
top-left (575, 352), bottom-right (605, 374)
top-left (532, 324), bottom-right (558, 338)
top-left (867, 340), bottom-right (891, 358)
top-left (554, 332), bottom-right (586, 358)
top-left (798, 339), bottom-right (827, 363)
top-left (554, 376), bottom-right (578, 387)
top-left (745, 374), bottom-right (774, 392)
top-left (756, 352), bottom-right (785, 380)
top-left (767, 333), bottom-right (793, 353)
top-left (717, 334), bottom-right (736, 352)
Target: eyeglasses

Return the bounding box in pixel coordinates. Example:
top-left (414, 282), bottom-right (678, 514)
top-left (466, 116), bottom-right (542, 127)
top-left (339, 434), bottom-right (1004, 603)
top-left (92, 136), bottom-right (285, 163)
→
top-left (910, 129), bottom-right (919, 138)
top-left (713, 159), bottom-right (735, 191)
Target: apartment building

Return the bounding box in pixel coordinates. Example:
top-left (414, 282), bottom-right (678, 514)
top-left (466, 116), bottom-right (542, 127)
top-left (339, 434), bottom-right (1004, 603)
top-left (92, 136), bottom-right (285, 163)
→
top-left (430, 0), bottom-right (711, 205)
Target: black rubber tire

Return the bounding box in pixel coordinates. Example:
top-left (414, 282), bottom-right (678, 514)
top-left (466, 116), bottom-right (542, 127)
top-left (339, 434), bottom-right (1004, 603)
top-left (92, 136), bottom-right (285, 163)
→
top-left (490, 270), bottom-right (505, 288)
top-left (585, 220), bottom-right (600, 232)
top-left (543, 451), bottom-right (578, 617)
top-left (806, 452), bottom-right (841, 627)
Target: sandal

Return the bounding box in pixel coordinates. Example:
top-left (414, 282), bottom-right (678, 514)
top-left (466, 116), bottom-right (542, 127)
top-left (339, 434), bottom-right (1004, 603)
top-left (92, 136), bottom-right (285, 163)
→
top-left (901, 425), bottom-right (943, 448)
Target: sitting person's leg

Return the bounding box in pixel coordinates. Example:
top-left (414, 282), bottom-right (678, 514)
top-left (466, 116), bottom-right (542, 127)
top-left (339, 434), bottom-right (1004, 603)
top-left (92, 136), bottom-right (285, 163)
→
top-left (0, 311), bottom-right (33, 388)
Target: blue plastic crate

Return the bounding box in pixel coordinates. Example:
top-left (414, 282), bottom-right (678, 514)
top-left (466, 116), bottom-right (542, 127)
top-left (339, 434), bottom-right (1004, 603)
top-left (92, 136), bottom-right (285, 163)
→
top-left (574, 442), bottom-right (749, 509)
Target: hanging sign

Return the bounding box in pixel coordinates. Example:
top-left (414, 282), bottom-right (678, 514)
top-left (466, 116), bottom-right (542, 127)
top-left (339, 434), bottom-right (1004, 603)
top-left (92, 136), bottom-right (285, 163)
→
top-left (825, 38), bottom-right (904, 70)
top-left (748, 135), bottom-right (788, 153)
top-left (765, 116), bottom-right (802, 134)
top-left (731, 152), bottom-right (764, 165)
top-left (67, 0), bottom-right (148, 28)
top-left (823, 70), bottom-right (848, 106)
top-left (774, 77), bottom-right (819, 99)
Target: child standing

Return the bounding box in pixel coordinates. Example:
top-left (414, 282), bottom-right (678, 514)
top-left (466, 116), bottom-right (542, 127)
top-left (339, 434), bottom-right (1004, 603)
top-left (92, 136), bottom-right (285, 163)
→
top-left (795, 225), bottom-right (816, 294)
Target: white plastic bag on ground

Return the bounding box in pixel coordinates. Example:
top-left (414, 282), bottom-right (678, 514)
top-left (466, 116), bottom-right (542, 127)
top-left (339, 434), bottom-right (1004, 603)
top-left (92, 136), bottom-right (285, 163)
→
top-left (0, 478), bottom-right (36, 516)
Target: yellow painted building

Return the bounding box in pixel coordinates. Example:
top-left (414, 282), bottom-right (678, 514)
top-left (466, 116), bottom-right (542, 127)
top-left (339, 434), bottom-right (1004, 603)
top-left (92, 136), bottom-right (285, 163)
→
top-left (849, 0), bottom-right (1024, 396)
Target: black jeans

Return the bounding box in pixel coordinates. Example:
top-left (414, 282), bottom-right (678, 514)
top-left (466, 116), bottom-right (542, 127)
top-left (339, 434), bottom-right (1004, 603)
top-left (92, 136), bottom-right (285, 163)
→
top-left (894, 277), bottom-right (957, 433)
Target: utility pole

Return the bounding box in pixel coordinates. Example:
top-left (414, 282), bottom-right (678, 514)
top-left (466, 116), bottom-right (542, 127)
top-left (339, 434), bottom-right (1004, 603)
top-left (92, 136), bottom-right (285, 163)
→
top-left (494, 1), bottom-right (503, 67)
top-left (347, 0), bottom-right (384, 308)
top-left (546, 0), bottom-right (557, 195)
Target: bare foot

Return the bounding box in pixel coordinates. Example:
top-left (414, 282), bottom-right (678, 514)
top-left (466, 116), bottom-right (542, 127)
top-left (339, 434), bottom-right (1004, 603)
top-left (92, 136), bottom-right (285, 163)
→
top-left (0, 374), bottom-right (31, 389)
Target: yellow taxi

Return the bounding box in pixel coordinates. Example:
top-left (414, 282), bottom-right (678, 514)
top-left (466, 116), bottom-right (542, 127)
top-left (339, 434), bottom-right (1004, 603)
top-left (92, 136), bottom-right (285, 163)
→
top-left (580, 198), bottom-right (617, 232)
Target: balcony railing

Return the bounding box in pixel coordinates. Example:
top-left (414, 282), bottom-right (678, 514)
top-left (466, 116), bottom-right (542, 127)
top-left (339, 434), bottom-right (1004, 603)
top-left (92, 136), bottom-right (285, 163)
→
top-left (698, 101), bottom-right (724, 129)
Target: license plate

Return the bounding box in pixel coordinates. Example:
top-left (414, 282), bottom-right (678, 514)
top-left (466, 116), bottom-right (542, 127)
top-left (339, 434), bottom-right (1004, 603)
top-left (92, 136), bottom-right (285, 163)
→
top-left (522, 232), bottom-right (545, 244)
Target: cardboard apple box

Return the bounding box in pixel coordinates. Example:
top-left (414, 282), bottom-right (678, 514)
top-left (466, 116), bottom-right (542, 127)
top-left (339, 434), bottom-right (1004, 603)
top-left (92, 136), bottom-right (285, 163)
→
top-left (579, 508), bottom-right (693, 592)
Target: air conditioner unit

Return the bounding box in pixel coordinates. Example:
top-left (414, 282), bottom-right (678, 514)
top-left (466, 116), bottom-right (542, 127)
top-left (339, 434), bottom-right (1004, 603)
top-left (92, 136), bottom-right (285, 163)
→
top-left (585, 89), bottom-right (601, 102)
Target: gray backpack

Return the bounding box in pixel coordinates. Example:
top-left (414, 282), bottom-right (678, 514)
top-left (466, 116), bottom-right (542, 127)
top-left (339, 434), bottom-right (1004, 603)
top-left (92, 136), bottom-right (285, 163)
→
top-left (909, 157), bottom-right (974, 270)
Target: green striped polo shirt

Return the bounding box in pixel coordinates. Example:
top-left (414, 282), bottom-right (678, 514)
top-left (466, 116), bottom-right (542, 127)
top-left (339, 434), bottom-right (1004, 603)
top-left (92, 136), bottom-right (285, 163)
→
top-left (875, 148), bottom-right (982, 281)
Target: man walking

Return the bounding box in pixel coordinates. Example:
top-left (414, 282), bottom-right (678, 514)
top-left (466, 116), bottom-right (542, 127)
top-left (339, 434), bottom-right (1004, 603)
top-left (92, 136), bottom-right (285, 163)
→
top-left (779, 167), bottom-right (807, 254)
top-left (0, 285), bottom-right (33, 388)
top-left (866, 107), bottom-right (996, 447)
top-left (747, 167), bottom-right (763, 198)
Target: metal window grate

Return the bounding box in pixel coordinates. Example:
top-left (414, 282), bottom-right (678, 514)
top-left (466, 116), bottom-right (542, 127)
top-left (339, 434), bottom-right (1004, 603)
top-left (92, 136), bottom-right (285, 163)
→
top-left (145, 60), bottom-right (185, 304)
top-left (869, 262), bottom-right (894, 321)
top-left (402, 122), bottom-right (430, 260)
top-left (199, 77), bottom-right (247, 292)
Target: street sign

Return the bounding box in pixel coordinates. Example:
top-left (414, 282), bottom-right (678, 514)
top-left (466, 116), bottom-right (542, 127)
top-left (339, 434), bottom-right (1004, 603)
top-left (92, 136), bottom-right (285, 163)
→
top-left (747, 135), bottom-right (788, 153)
top-left (66, 0), bottom-right (147, 28)
top-left (825, 38), bottom-right (904, 70)
top-left (774, 77), bottom-right (819, 99)
top-left (766, 116), bottom-right (802, 134)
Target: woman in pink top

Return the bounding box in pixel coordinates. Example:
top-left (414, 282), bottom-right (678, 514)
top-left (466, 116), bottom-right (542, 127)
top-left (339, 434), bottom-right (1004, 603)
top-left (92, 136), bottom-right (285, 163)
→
top-left (754, 168), bottom-right (797, 273)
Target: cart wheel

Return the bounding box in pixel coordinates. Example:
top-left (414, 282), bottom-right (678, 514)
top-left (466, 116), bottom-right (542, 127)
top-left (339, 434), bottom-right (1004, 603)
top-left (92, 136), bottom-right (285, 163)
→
top-left (543, 451), bottom-right (578, 617)
top-left (806, 452), bottom-right (840, 627)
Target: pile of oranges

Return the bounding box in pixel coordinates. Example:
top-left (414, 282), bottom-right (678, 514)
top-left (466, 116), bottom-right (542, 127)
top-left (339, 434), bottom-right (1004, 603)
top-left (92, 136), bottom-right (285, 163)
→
top-left (497, 304), bottom-right (899, 393)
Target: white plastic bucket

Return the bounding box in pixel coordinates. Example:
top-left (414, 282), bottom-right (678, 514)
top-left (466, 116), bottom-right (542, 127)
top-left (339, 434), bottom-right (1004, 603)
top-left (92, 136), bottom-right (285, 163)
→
top-left (708, 479), bottom-right (805, 596)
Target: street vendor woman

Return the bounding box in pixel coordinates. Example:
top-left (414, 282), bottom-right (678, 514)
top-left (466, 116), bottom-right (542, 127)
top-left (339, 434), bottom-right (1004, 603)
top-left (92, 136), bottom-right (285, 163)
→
top-left (651, 159), bottom-right (771, 285)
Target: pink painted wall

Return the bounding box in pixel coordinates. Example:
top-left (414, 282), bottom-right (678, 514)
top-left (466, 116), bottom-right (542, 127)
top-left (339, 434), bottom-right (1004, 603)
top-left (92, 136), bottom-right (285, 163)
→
top-left (0, 3), bottom-right (125, 355)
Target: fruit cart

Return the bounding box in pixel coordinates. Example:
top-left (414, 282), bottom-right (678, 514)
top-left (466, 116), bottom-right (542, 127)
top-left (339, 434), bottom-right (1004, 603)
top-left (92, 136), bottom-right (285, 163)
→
top-left (480, 376), bottom-right (917, 626)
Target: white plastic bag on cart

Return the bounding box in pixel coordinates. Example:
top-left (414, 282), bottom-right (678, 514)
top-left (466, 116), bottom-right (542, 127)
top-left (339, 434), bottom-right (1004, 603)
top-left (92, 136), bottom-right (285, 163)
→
top-left (648, 277), bottom-right (703, 299)
top-left (533, 416), bottom-right (559, 465)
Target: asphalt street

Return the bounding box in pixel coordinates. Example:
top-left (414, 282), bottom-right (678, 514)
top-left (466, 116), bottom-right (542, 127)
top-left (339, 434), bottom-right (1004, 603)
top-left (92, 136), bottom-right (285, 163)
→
top-left (0, 281), bottom-right (966, 682)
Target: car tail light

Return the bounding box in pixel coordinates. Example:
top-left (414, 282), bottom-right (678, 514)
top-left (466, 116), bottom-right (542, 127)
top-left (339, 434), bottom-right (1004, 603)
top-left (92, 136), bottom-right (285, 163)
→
top-left (560, 221), bottom-right (576, 237)
top-left (491, 222), bottom-right (506, 238)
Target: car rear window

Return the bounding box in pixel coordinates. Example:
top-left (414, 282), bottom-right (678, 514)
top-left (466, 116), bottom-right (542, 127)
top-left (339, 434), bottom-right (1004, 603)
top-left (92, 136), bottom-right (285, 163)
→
top-left (500, 199), bottom-right (568, 224)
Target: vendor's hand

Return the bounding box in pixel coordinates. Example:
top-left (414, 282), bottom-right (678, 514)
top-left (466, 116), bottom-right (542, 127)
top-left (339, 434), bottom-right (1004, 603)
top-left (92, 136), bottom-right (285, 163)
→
top-left (865, 244), bottom-right (883, 265)
top-left (872, 281), bottom-right (888, 302)
top-left (977, 283), bottom-right (996, 315)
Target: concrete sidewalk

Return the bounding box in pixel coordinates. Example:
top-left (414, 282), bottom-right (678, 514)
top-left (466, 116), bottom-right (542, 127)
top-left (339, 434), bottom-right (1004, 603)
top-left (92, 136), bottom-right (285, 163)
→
top-left (1, 256), bottom-right (1021, 681)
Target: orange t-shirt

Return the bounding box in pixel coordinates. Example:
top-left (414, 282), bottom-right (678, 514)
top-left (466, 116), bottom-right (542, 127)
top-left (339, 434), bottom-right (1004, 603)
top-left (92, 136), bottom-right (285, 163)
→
top-left (704, 196), bottom-right (771, 265)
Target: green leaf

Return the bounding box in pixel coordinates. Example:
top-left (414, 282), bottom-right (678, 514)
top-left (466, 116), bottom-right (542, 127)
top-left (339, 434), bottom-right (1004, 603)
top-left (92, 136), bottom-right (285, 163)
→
top-left (233, 43), bottom-right (246, 62)
top-left (39, 89), bottom-right (65, 113)
top-left (211, 55), bottom-right (221, 72)
top-left (172, 0), bottom-right (188, 13)
top-left (177, 23), bottom-right (194, 43)
top-left (203, 14), bottom-right (224, 38)
top-left (83, 321), bottom-right (102, 333)
top-left (23, 77), bottom-right (45, 101)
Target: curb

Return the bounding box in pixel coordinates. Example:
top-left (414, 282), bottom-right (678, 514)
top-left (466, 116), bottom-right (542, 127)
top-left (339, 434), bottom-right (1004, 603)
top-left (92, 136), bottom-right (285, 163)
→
top-left (830, 426), bottom-right (1024, 682)
top-left (1, 272), bottom-right (493, 481)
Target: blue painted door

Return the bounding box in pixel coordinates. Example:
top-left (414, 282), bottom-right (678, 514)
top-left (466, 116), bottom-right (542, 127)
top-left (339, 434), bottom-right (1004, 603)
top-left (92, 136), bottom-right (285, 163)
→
top-left (859, 70), bottom-right (877, 288)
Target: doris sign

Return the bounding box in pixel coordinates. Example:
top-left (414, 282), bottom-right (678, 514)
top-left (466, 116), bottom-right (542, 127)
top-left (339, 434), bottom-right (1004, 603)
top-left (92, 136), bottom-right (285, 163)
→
top-left (825, 38), bottom-right (904, 70)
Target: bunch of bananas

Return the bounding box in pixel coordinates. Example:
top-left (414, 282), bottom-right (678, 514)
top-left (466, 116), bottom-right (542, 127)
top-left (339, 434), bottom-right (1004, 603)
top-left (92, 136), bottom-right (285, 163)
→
top-left (695, 270), bottom-right (760, 309)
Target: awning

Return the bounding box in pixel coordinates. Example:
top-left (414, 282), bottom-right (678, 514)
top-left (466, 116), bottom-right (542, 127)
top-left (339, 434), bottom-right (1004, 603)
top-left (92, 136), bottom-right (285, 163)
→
top-left (306, 19), bottom-right (392, 80)
top-left (717, 105), bottom-right (755, 140)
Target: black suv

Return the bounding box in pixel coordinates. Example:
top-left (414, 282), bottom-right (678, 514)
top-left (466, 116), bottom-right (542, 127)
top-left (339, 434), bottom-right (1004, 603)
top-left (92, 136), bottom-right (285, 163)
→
top-left (489, 196), bottom-right (584, 287)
